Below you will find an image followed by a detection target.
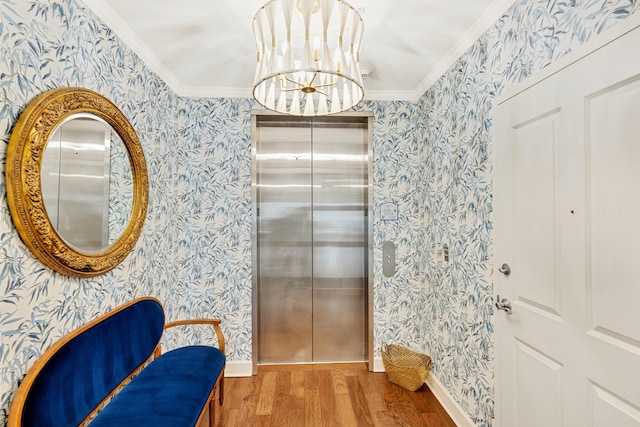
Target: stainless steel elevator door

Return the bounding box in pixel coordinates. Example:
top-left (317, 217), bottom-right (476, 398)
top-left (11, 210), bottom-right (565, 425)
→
top-left (255, 115), bottom-right (368, 364)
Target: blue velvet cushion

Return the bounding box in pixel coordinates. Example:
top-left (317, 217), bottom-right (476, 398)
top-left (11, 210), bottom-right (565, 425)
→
top-left (89, 346), bottom-right (225, 427)
top-left (21, 299), bottom-right (165, 427)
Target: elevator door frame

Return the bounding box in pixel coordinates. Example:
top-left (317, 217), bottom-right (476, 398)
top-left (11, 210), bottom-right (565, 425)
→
top-left (251, 110), bottom-right (374, 373)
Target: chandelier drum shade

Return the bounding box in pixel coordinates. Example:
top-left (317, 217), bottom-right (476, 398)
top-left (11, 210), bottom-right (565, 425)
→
top-left (252, 0), bottom-right (364, 116)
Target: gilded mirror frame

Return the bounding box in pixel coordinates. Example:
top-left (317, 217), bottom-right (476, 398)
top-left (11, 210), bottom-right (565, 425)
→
top-left (6, 87), bottom-right (149, 277)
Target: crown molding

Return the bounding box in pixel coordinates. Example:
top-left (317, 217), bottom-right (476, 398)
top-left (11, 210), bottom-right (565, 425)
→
top-left (179, 86), bottom-right (254, 99)
top-left (363, 89), bottom-right (418, 102)
top-left (79, 0), bottom-right (183, 95)
top-left (413, 0), bottom-right (517, 101)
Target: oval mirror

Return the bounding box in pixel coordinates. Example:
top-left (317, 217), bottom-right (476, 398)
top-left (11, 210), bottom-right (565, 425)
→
top-left (6, 88), bottom-right (148, 277)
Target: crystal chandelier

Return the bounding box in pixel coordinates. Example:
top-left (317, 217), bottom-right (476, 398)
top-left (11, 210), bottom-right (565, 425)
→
top-left (252, 0), bottom-right (364, 116)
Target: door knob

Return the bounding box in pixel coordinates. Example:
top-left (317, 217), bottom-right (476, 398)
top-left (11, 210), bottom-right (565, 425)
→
top-left (498, 263), bottom-right (511, 276)
top-left (495, 295), bottom-right (512, 315)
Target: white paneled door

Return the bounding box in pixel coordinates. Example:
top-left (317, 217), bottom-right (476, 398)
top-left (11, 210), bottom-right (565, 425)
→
top-left (494, 21), bottom-right (640, 427)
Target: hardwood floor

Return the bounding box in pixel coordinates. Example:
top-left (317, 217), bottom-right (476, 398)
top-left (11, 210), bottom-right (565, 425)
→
top-left (218, 363), bottom-right (456, 427)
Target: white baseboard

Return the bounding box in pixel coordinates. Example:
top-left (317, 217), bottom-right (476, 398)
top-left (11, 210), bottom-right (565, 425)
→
top-left (375, 356), bottom-right (474, 426)
top-left (224, 360), bottom-right (252, 377)
top-left (227, 359), bottom-right (387, 376)
top-left (426, 373), bottom-right (475, 427)
top-left (373, 356), bottom-right (385, 372)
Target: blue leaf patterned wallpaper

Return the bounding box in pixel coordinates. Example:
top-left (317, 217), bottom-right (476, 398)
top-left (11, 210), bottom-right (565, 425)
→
top-left (0, 0), bottom-right (638, 424)
top-left (172, 96), bottom-right (255, 360)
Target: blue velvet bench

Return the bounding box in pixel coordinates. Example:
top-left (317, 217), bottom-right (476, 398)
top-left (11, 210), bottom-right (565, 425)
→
top-left (8, 297), bottom-right (226, 427)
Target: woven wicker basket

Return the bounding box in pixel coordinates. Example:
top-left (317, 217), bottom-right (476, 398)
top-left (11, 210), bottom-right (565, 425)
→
top-left (381, 344), bottom-right (432, 391)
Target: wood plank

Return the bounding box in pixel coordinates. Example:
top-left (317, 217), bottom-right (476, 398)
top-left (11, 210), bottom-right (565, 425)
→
top-left (345, 375), bottom-right (374, 426)
top-left (271, 371), bottom-right (305, 426)
top-left (304, 370), bottom-right (322, 427)
top-left (358, 369), bottom-right (392, 413)
top-left (412, 385), bottom-right (456, 426)
top-left (271, 394), bottom-right (305, 426)
top-left (331, 369), bottom-right (349, 395)
top-left (218, 376), bottom-right (260, 427)
top-left (377, 376), bottom-right (428, 427)
top-left (335, 394), bottom-right (358, 427)
top-left (317, 369), bottom-right (339, 426)
top-left (255, 371), bottom-right (276, 416)
top-left (252, 415), bottom-right (271, 427)
top-left (291, 370), bottom-right (306, 398)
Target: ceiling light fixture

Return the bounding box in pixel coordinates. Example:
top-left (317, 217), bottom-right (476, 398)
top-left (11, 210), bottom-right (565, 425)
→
top-left (252, 0), bottom-right (364, 116)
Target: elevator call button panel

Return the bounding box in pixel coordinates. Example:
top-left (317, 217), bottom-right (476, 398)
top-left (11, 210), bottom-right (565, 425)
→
top-left (383, 240), bottom-right (396, 277)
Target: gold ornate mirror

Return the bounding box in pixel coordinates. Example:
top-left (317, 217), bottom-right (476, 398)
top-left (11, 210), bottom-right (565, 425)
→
top-left (6, 88), bottom-right (148, 277)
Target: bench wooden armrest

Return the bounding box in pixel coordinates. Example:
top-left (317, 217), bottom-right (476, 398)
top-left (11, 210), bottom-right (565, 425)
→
top-left (155, 318), bottom-right (227, 411)
top-left (154, 319), bottom-right (226, 358)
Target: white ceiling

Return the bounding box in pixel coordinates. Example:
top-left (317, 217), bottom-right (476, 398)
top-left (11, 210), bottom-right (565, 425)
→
top-left (81, 0), bottom-right (515, 101)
